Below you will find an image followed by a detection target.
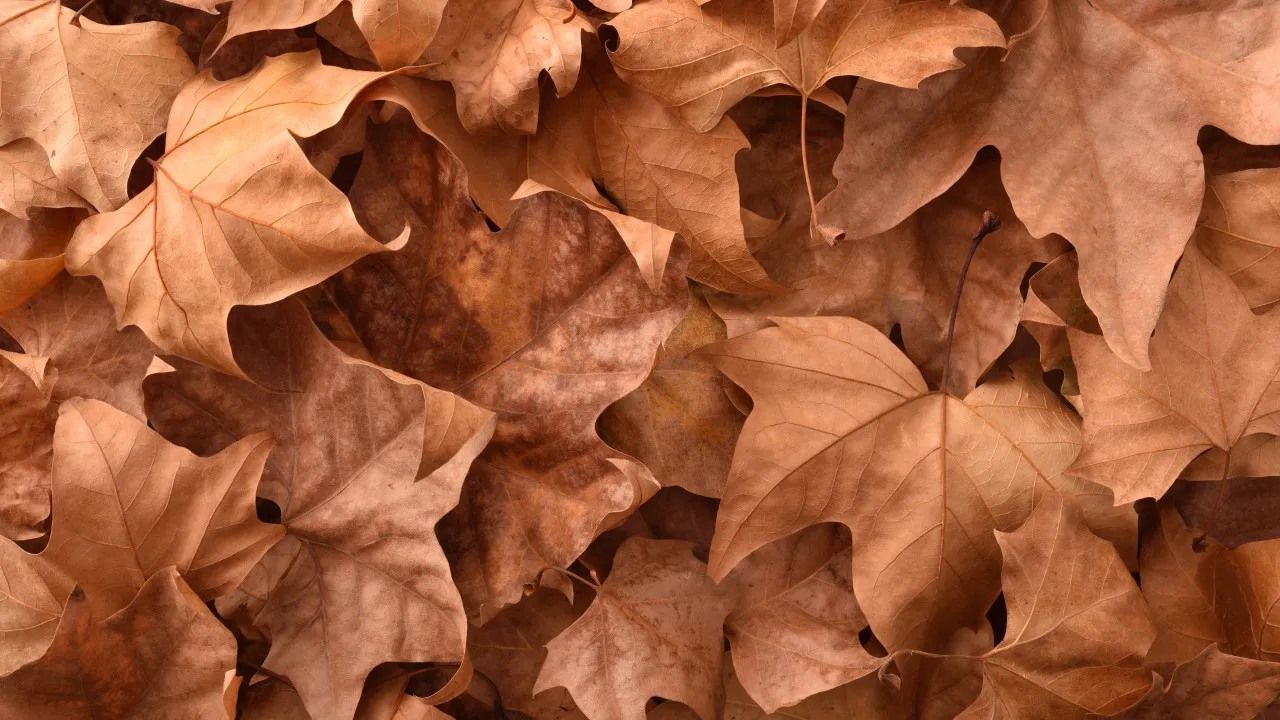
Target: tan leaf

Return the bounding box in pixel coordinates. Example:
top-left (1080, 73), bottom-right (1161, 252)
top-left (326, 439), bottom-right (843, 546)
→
top-left (603, 0), bottom-right (1002, 133)
top-left (0, 535), bottom-right (73, 674)
top-left (42, 397), bottom-right (282, 617)
top-left (0, 208), bottom-right (81, 316)
top-left (1114, 645), bottom-right (1280, 720)
top-left (0, 0), bottom-right (193, 211)
top-left (327, 124), bottom-right (687, 622)
top-left (64, 51), bottom-right (409, 378)
top-left (724, 525), bottom-right (878, 713)
top-left (0, 348), bottom-right (55, 540)
top-left (0, 139), bottom-right (88, 218)
top-left (1198, 169), bottom-right (1280, 313)
top-left (1018, 252), bottom-right (1097, 409)
top-left (0, 568), bottom-right (236, 719)
top-left (422, 0), bottom-right (592, 135)
top-left (1069, 240), bottom-right (1280, 504)
top-left (701, 316), bottom-right (1098, 658)
top-left (599, 285), bottom-right (744, 498)
top-left (146, 300), bottom-right (493, 720)
top-left (953, 495), bottom-right (1155, 719)
top-left (816, 0), bottom-right (1280, 369)
top-left (535, 538), bottom-right (738, 720)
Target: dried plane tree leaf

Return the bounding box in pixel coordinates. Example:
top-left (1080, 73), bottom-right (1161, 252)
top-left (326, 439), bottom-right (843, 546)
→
top-left (0, 0), bottom-right (194, 212)
top-left (328, 124), bottom-right (687, 622)
top-left (0, 348), bottom-right (55, 540)
top-left (534, 538), bottom-right (738, 720)
top-left (1115, 645), bottom-right (1280, 720)
top-left (947, 495), bottom-right (1155, 719)
top-left (701, 315), bottom-right (1117, 660)
top-left (0, 140), bottom-right (87, 218)
top-left (1197, 168), bottom-right (1280, 313)
top-left (0, 208), bottom-right (81, 316)
top-left (421, 0), bottom-right (592, 135)
top-left (0, 568), bottom-right (236, 719)
top-left (0, 535), bottom-right (73, 674)
top-left (816, 0), bottom-right (1280, 370)
top-left (1069, 240), bottom-right (1280, 504)
top-left (65, 51), bottom-right (409, 378)
top-left (148, 300), bottom-right (494, 720)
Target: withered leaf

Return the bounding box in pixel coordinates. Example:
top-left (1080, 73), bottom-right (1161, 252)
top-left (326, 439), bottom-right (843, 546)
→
top-left (0, 0), bottom-right (193, 212)
top-left (0, 348), bottom-right (54, 540)
top-left (147, 300), bottom-right (493, 720)
top-left (1069, 240), bottom-right (1280, 503)
top-left (0, 139), bottom-right (87, 219)
top-left (0, 568), bottom-right (236, 719)
top-left (535, 538), bottom-right (738, 720)
top-left (0, 208), bottom-right (81, 316)
top-left (329, 125), bottom-right (687, 622)
top-left (1115, 645), bottom-right (1280, 720)
top-left (1197, 168), bottom-right (1280, 313)
top-left (0, 535), bottom-right (73, 674)
top-left (65, 51), bottom-right (409, 378)
top-left (817, 0), bottom-right (1280, 370)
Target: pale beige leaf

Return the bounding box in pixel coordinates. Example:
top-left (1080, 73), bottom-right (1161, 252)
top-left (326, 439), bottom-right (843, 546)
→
top-left (0, 535), bottom-right (72, 675)
top-left (0, 139), bottom-right (87, 218)
top-left (1198, 168), bottom-right (1280, 313)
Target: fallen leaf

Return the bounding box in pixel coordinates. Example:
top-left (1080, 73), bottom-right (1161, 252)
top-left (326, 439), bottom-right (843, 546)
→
top-left (0, 348), bottom-right (55, 540)
top-left (0, 139), bottom-right (88, 218)
top-left (0, 208), bottom-right (81, 316)
top-left (816, 0), bottom-right (1280, 370)
top-left (0, 0), bottom-right (194, 211)
top-left (1068, 240), bottom-right (1280, 504)
top-left (0, 568), bottom-right (236, 719)
top-left (534, 538), bottom-right (738, 720)
top-left (64, 51), bottom-right (409, 378)
top-left (0, 535), bottom-right (73, 674)
top-left (146, 300), bottom-right (493, 720)
top-left (1197, 168), bottom-right (1280, 313)
top-left (1114, 645), bottom-right (1280, 720)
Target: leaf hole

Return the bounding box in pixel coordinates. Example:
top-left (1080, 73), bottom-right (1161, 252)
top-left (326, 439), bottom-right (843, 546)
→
top-left (256, 498), bottom-right (282, 524)
top-left (986, 593), bottom-right (1007, 646)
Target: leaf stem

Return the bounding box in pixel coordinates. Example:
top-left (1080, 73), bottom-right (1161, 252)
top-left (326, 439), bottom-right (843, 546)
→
top-left (1194, 448), bottom-right (1232, 551)
top-left (536, 565), bottom-right (599, 590)
top-left (939, 211), bottom-right (1001, 395)
top-left (68, 0), bottom-right (100, 25)
top-left (799, 92), bottom-right (819, 236)
top-left (878, 648), bottom-right (978, 684)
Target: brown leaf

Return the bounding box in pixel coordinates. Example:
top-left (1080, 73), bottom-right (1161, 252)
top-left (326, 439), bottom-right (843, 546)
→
top-left (0, 139), bottom-right (88, 218)
top-left (0, 568), bottom-right (236, 719)
top-left (0, 535), bottom-right (73, 674)
top-left (328, 124), bottom-right (687, 622)
top-left (603, 0), bottom-right (1003, 133)
top-left (42, 397), bottom-right (282, 617)
top-left (146, 300), bottom-right (493, 720)
top-left (952, 495), bottom-right (1155, 719)
top-left (535, 538), bottom-right (738, 720)
top-left (816, 0), bottom-right (1280, 370)
top-left (701, 317), bottom-right (1105, 657)
top-left (1198, 168), bottom-right (1280, 313)
top-left (0, 208), bottom-right (82, 316)
top-left (1114, 645), bottom-right (1280, 720)
top-left (724, 524), bottom-right (878, 713)
top-left (1167, 477), bottom-right (1280, 549)
top-left (1018, 251), bottom-right (1097, 409)
top-left (421, 0), bottom-right (592, 135)
top-left (65, 51), bottom-right (409, 378)
top-left (598, 285), bottom-right (744, 498)
top-left (0, 349), bottom-right (55, 540)
top-left (1069, 240), bottom-right (1280, 504)
top-left (0, 0), bottom-right (194, 212)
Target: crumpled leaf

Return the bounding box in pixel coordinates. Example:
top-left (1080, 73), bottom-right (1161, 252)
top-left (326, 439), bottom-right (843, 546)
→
top-left (724, 524), bottom-right (878, 713)
top-left (1114, 645), bottom-right (1280, 720)
top-left (146, 300), bottom-right (494, 720)
top-left (0, 568), bottom-right (236, 719)
top-left (952, 495), bottom-right (1155, 719)
top-left (0, 0), bottom-right (194, 212)
top-left (43, 397), bottom-right (282, 618)
top-left (701, 316), bottom-right (1113, 658)
top-left (0, 139), bottom-right (87, 218)
top-left (603, 0), bottom-right (1003, 133)
top-left (1068, 240), bottom-right (1280, 504)
top-left (1197, 168), bottom-right (1280, 313)
top-left (65, 51), bottom-right (409, 378)
top-left (328, 126), bottom-right (687, 622)
top-left (421, 0), bottom-right (592, 135)
top-left (815, 0), bottom-right (1280, 370)
top-left (0, 535), bottom-right (73, 674)
top-left (534, 538), bottom-right (738, 720)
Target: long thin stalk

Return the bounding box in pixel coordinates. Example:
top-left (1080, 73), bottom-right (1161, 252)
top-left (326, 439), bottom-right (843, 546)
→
top-left (939, 211), bottom-right (1002, 395)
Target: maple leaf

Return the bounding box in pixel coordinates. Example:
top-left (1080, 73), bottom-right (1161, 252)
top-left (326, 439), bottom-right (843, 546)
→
top-left (326, 122), bottom-right (687, 622)
top-left (1018, 251), bottom-right (1097, 410)
top-left (421, 0), bottom-right (592, 135)
top-left (217, 0), bottom-right (445, 69)
top-left (0, 0), bottom-right (194, 212)
top-left (701, 314), bottom-right (1126, 658)
top-left (599, 286), bottom-right (745, 498)
top-left (0, 568), bottom-right (236, 719)
top-left (146, 300), bottom-right (494, 720)
top-left (0, 535), bottom-right (72, 674)
top-left (1197, 168), bottom-right (1280, 313)
top-left (64, 51), bottom-right (410, 378)
top-left (816, 0), bottom-right (1280, 370)
top-left (944, 495), bottom-right (1155, 719)
top-left (724, 524), bottom-right (879, 713)
top-left (0, 208), bottom-right (81, 316)
top-left (1069, 240), bottom-right (1280, 504)
top-left (535, 538), bottom-right (739, 720)
top-left (1113, 645), bottom-right (1280, 720)
top-left (0, 139), bottom-right (88, 218)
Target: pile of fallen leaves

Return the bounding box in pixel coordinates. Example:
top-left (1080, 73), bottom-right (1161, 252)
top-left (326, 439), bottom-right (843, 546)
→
top-left (7, 0), bottom-right (1280, 717)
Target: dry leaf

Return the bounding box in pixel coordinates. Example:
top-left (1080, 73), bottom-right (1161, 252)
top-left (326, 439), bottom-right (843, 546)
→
top-left (328, 124), bottom-right (687, 622)
top-left (535, 538), bottom-right (738, 720)
top-left (0, 208), bottom-right (81, 316)
top-left (0, 348), bottom-right (55, 540)
top-left (1069, 240), bottom-right (1280, 504)
top-left (0, 139), bottom-right (88, 218)
top-left (816, 0), bottom-right (1280, 370)
top-left (1115, 645), bottom-right (1280, 720)
top-left (147, 300), bottom-right (493, 720)
top-left (0, 535), bottom-right (73, 674)
top-left (65, 51), bottom-right (409, 378)
top-left (1198, 168), bottom-right (1280, 313)
top-left (0, 568), bottom-right (236, 719)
